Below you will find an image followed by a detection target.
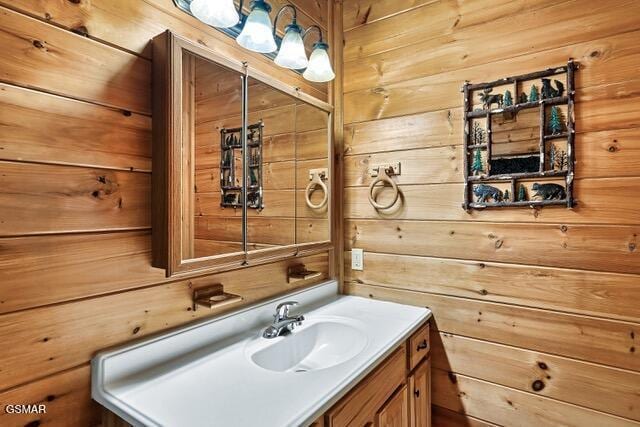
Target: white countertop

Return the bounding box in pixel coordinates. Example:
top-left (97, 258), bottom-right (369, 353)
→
top-left (92, 281), bottom-right (431, 427)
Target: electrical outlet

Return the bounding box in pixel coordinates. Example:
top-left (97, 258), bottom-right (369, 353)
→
top-left (351, 248), bottom-right (364, 271)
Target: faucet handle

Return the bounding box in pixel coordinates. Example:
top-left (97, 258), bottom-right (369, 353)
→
top-left (275, 301), bottom-right (298, 318)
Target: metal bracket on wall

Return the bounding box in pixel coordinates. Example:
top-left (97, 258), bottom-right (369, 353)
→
top-left (369, 162), bottom-right (401, 177)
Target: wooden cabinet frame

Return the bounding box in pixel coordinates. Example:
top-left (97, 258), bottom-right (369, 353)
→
top-left (152, 30), bottom-right (334, 277)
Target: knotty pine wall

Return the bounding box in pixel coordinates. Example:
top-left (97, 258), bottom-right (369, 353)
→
top-left (342, 0), bottom-right (640, 425)
top-left (0, 1), bottom-right (333, 426)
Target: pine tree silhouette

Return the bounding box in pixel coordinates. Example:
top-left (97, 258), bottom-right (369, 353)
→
top-left (518, 184), bottom-right (527, 201)
top-left (503, 90), bottom-right (513, 107)
top-left (548, 106), bottom-right (564, 135)
top-left (529, 85), bottom-right (539, 102)
top-left (471, 149), bottom-right (484, 174)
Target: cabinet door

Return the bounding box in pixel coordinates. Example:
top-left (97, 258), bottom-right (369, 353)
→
top-left (326, 346), bottom-right (407, 427)
top-left (376, 385), bottom-right (409, 427)
top-left (409, 358), bottom-right (431, 427)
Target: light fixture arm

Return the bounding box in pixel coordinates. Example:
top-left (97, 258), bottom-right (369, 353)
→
top-left (236, 0), bottom-right (245, 23)
top-left (272, 4), bottom-right (298, 37)
top-left (302, 25), bottom-right (324, 45)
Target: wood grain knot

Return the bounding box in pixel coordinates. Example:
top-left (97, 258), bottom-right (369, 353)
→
top-left (537, 361), bottom-right (548, 370)
top-left (494, 239), bottom-right (503, 249)
top-left (71, 25), bottom-right (89, 37)
top-left (32, 40), bottom-right (45, 49)
top-left (531, 380), bottom-right (545, 391)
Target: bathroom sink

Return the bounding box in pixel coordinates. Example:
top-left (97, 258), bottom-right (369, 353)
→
top-left (93, 281), bottom-right (430, 426)
top-left (248, 317), bottom-right (368, 372)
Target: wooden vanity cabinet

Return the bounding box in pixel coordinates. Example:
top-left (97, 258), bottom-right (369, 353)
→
top-left (321, 321), bottom-right (431, 427)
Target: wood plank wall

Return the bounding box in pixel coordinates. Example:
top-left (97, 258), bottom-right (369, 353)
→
top-left (0, 1), bottom-right (331, 426)
top-left (341, 0), bottom-right (640, 425)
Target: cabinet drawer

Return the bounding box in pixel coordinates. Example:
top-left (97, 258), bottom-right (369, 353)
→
top-left (326, 345), bottom-right (407, 427)
top-left (408, 324), bottom-right (430, 371)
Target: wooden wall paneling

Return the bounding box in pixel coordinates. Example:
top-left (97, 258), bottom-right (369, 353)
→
top-left (2, 0), bottom-right (327, 100)
top-left (345, 283), bottom-right (640, 373)
top-left (431, 332), bottom-right (640, 421)
top-left (0, 6), bottom-right (151, 114)
top-left (431, 405), bottom-right (498, 427)
top-left (345, 219), bottom-right (640, 274)
top-left (0, 0), bottom-right (335, 423)
top-left (344, 109), bottom-right (463, 155)
top-left (342, 0), bottom-right (438, 31)
top-left (0, 253), bottom-right (329, 391)
top-left (344, 252), bottom-right (640, 322)
top-left (343, 0), bottom-right (640, 94)
top-left (431, 369), bottom-right (638, 427)
top-left (343, 178), bottom-right (640, 224)
top-left (342, 0), bottom-right (640, 423)
top-left (344, 122), bottom-right (639, 180)
top-left (0, 161), bottom-right (150, 236)
top-left (344, 146), bottom-right (462, 186)
top-left (344, 28), bottom-right (640, 123)
top-left (343, 0), bottom-right (555, 61)
top-left (0, 231), bottom-right (166, 314)
top-left (0, 365), bottom-right (100, 427)
top-left (330, 0), bottom-right (344, 286)
top-left (0, 83), bottom-right (151, 172)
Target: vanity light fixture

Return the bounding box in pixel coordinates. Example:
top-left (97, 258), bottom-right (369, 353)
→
top-left (180, 0), bottom-right (335, 81)
top-left (273, 5), bottom-right (308, 70)
top-left (302, 26), bottom-right (335, 83)
top-left (236, 0), bottom-right (277, 53)
top-left (190, 0), bottom-right (241, 28)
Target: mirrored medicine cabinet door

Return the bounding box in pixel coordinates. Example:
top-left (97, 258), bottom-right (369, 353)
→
top-left (151, 31), bottom-right (333, 277)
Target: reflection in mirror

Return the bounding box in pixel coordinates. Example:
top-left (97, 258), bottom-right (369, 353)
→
top-left (188, 52), bottom-right (245, 259)
top-left (295, 101), bottom-right (330, 244)
top-left (245, 76), bottom-right (297, 251)
top-left (490, 108), bottom-right (541, 175)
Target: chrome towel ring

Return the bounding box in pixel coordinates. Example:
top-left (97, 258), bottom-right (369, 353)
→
top-left (305, 169), bottom-right (328, 210)
top-left (368, 164), bottom-right (401, 210)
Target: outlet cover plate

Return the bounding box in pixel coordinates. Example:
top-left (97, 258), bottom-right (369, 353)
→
top-left (351, 248), bottom-right (364, 271)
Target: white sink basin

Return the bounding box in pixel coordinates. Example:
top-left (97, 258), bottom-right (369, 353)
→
top-left (247, 317), bottom-right (368, 373)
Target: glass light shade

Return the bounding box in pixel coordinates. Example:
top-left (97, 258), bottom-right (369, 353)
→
top-left (236, 3), bottom-right (277, 53)
top-left (303, 43), bottom-right (335, 82)
top-left (190, 0), bottom-right (239, 28)
top-left (274, 25), bottom-right (308, 69)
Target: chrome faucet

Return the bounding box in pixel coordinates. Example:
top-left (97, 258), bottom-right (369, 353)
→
top-left (262, 301), bottom-right (305, 339)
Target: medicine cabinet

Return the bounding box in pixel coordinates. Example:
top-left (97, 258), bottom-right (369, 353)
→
top-left (152, 31), bottom-right (333, 277)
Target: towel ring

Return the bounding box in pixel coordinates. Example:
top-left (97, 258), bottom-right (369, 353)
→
top-left (368, 168), bottom-right (399, 210)
top-left (305, 170), bottom-right (328, 210)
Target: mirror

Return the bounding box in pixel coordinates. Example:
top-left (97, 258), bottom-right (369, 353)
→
top-left (245, 78), bottom-right (331, 258)
top-left (152, 31), bottom-right (332, 277)
top-left (190, 52), bottom-right (245, 259)
top-left (244, 76), bottom-right (297, 253)
top-left (295, 100), bottom-right (330, 245)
